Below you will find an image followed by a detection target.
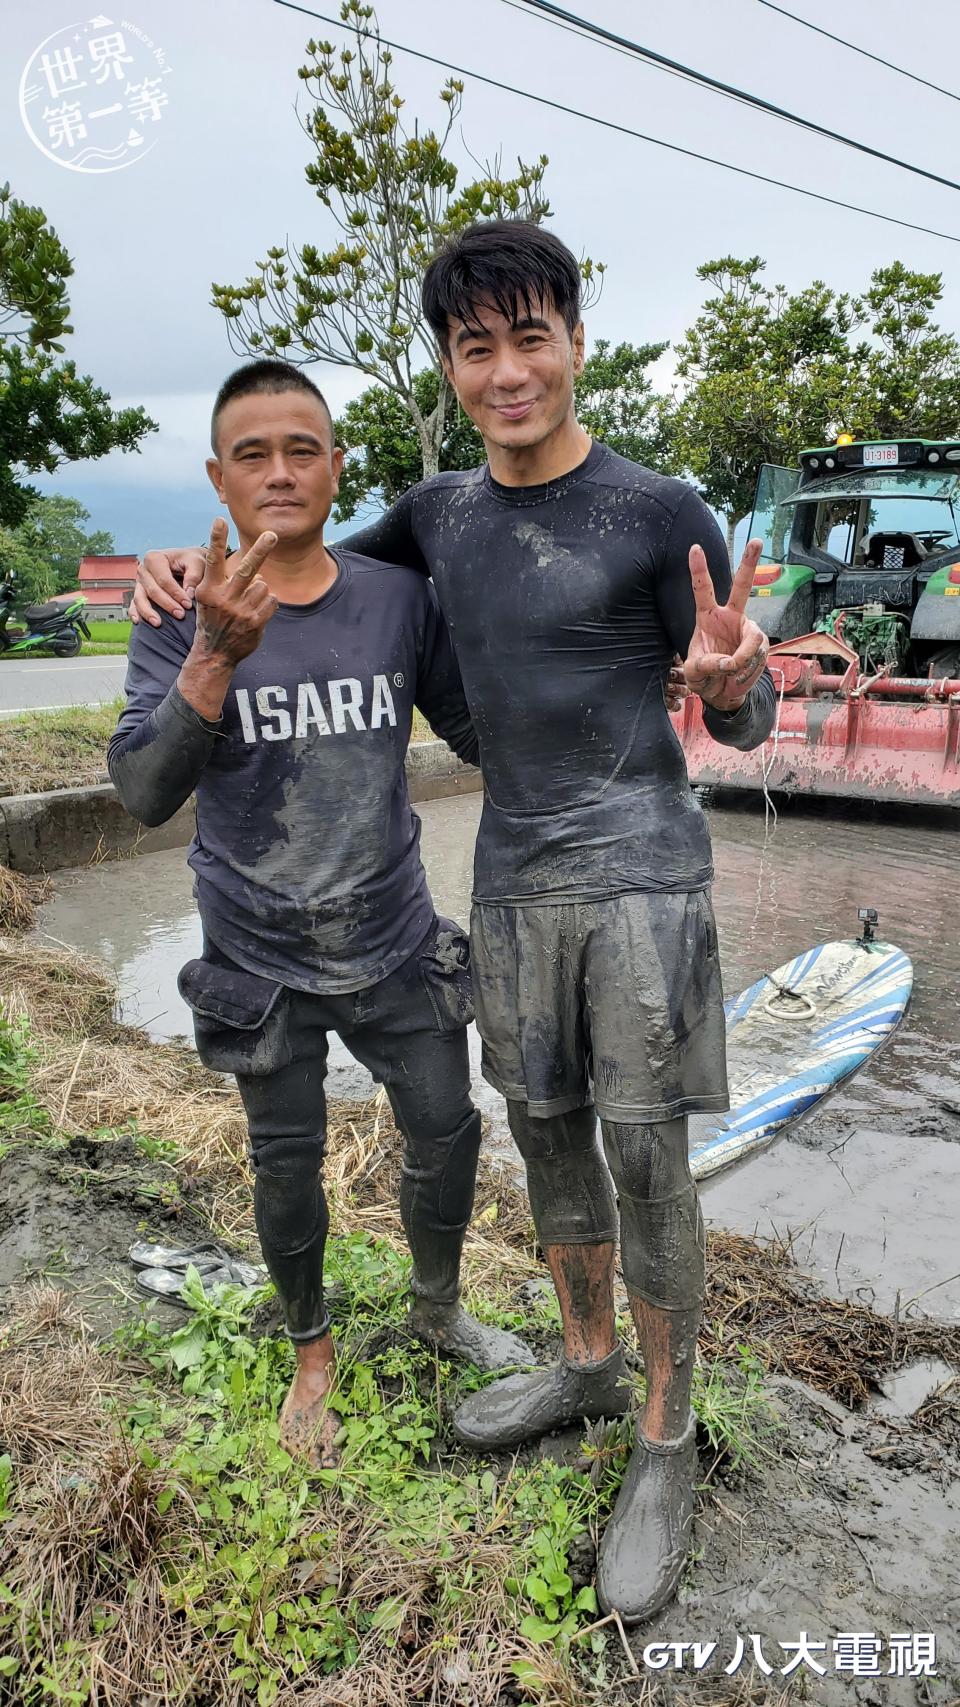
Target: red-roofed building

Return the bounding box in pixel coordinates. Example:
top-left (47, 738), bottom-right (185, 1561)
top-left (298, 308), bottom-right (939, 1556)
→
top-left (77, 555), bottom-right (138, 621)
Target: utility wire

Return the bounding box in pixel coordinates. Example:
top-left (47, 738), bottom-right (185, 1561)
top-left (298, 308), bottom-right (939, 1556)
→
top-left (754, 0), bottom-right (960, 106)
top-left (497, 0), bottom-right (755, 103)
top-left (508, 0), bottom-right (960, 194)
top-left (271, 0), bottom-right (960, 246)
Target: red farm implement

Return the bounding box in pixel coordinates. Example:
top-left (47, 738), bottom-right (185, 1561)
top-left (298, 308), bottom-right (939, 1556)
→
top-left (672, 636), bottom-right (960, 807)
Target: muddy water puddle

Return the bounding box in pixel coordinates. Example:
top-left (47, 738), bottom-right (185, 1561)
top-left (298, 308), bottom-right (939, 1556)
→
top-left (32, 791), bottom-right (960, 1321)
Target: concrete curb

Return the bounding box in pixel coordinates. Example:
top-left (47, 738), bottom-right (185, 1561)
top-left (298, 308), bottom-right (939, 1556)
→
top-left (0, 740), bottom-right (481, 874)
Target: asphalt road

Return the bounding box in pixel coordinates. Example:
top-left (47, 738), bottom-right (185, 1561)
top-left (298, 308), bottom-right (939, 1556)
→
top-left (0, 656), bottom-right (129, 716)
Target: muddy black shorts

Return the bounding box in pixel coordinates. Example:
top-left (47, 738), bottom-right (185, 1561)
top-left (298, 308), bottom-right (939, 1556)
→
top-left (470, 891), bottom-right (729, 1123)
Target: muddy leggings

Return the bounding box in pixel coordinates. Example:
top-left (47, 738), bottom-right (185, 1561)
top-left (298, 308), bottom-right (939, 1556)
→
top-left (506, 1101), bottom-right (705, 1310)
top-left (239, 1046), bottom-right (480, 1343)
top-left (182, 922), bottom-right (481, 1343)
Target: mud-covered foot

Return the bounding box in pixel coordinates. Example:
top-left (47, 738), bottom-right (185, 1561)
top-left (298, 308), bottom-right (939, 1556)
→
top-left (596, 1412), bottom-right (697, 1624)
top-left (452, 1347), bottom-right (630, 1450)
top-left (278, 1365), bottom-right (340, 1469)
top-left (405, 1298), bottom-right (535, 1373)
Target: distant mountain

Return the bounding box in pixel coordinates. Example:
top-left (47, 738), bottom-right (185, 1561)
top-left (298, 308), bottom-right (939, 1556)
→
top-left (33, 481), bottom-right (378, 556)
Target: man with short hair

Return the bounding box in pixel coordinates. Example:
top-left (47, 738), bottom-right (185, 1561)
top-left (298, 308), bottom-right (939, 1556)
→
top-left (131, 222), bottom-right (774, 1620)
top-left (109, 357), bottom-right (533, 1468)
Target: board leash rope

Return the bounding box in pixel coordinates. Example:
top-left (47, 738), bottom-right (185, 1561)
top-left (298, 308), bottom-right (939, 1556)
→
top-left (762, 977), bottom-right (817, 1019)
top-left (745, 663), bottom-right (790, 968)
top-left (760, 663), bottom-right (788, 839)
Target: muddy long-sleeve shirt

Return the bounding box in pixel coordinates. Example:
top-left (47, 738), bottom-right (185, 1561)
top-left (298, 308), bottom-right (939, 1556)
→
top-left (346, 442), bottom-right (775, 901)
top-left (108, 549), bottom-right (479, 992)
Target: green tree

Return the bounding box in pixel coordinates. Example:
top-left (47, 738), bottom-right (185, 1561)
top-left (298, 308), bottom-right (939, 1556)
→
top-left (0, 184), bottom-right (156, 528)
top-left (575, 338), bottom-right (674, 468)
top-left (0, 493), bottom-right (114, 605)
top-left (671, 257), bottom-right (855, 556)
top-left (332, 339), bottom-right (671, 521)
top-left (0, 528), bottom-right (46, 607)
top-left (334, 367), bottom-right (480, 521)
top-left (849, 263), bottom-right (960, 440)
top-left (212, 0), bottom-right (601, 483)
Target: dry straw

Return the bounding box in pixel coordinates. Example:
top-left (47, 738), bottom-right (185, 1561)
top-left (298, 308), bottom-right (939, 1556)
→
top-left (3, 929), bottom-right (960, 1706)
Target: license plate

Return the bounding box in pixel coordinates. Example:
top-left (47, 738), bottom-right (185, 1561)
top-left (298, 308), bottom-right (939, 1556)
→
top-left (862, 444), bottom-right (899, 466)
top-left (945, 585), bottom-right (960, 596)
top-left (756, 587), bottom-right (772, 596)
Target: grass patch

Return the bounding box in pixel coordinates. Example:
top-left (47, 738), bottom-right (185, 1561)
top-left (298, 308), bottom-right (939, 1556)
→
top-left (81, 619), bottom-right (132, 656)
top-left (0, 701), bottom-right (120, 795)
top-left (0, 1212), bottom-right (775, 1706)
top-left (0, 1012), bottom-right (50, 1146)
top-left (10, 944), bottom-right (958, 1700)
top-left (0, 696), bottom-right (440, 801)
top-left (0, 966), bottom-right (787, 1705)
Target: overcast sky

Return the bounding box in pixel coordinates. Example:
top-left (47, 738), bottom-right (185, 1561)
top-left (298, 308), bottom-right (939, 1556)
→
top-left (5, 0), bottom-right (960, 550)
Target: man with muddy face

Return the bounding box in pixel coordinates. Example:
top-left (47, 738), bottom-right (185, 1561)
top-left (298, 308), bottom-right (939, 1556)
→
top-left (108, 358), bottom-right (535, 1469)
top-left (129, 224), bottom-right (774, 1622)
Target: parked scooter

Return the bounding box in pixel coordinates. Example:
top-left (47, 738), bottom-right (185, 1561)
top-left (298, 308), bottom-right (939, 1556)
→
top-left (0, 577), bottom-right (91, 657)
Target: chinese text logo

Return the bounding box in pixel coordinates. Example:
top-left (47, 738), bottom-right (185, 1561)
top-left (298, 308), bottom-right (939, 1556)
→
top-left (20, 15), bottom-right (172, 174)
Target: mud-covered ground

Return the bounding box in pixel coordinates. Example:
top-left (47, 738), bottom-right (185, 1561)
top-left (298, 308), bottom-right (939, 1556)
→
top-left (9, 789), bottom-right (960, 1697)
top-left (3, 1128), bottom-right (959, 1703)
top-left (0, 1127), bottom-right (209, 1340)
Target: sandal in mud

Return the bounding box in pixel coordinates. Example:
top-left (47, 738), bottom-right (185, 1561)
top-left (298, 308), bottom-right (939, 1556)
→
top-left (129, 1240), bottom-right (233, 1274)
top-left (130, 1241), bottom-right (267, 1303)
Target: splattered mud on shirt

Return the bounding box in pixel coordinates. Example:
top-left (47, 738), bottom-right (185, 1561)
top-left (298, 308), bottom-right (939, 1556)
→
top-left (109, 552), bottom-right (478, 992)
top-left (348, 443), bottom-right (775, 902)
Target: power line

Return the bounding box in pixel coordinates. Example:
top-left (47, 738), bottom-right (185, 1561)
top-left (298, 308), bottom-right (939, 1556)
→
top-left (497, 0), bottom-right (751, 102)
top-left (508, 0), bottom-right (960, 195)
top-left (271, 0), bottom-right (960, 247)
top-left (754, 0), bottom-right (960, 106)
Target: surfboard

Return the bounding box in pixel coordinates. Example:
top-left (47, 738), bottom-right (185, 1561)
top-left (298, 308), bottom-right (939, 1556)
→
top-left (688, 937), bottom-right (913, 1181)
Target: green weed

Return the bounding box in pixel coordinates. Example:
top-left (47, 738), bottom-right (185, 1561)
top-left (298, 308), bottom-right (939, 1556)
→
top-left (0, 1014), bottom-right (50, 1137)
top-left (694, 1338), bottom-right (781, 1471)
top-left (1, 1196), bottom-right (777, 1702)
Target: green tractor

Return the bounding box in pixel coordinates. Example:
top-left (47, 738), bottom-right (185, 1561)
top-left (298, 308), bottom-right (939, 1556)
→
top-left (671, 438), bottom-right (960, 807)
top-left (747, 436), bottom-right (960, 680)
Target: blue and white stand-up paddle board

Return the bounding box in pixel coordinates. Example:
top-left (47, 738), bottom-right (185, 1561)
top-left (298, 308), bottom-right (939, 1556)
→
top-left (688, 921), bottom-right (913, 1182)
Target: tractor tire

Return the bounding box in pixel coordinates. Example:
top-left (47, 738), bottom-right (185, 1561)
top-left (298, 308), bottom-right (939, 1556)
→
top-left (51, 630), bottom-right (82, 659)
top-left (928, 646), bottom-right (960, 680)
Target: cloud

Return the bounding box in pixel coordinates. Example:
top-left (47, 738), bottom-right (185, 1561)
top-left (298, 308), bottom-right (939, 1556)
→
top-left (42, 365), bottom-right (373, 492)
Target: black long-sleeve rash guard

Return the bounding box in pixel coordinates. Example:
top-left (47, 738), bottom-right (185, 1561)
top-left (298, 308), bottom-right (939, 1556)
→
top-left (108, 550), bottom-right (479, 992)
top-left (346, 442), bottom-right (775, 902)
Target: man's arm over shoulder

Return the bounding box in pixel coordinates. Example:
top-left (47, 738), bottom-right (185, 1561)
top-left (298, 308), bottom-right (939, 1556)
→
top-left (657, 488), bottom-right (775, 752)
top-left (414, 583), bottom-right (480, 768)
top-left (342, 485), bottom-right (429, 573)
top-left (107, 614), bottom-right (222, 826)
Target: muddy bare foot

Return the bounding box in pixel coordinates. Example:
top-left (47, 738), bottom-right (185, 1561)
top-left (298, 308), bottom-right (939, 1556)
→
top-left (278, 1356), bottom-right (340, 1468)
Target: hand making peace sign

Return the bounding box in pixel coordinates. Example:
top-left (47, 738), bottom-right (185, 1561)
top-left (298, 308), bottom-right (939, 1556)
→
top-left (683, 537), bottom-right (770, 712)
top-left (193, 518), bottom-right (280, 666)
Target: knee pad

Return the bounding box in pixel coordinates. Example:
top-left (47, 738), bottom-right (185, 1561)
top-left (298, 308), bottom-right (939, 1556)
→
top-left (400, 1107), bottom-right (482, 1233)
top-left (601, 1118), bottom-right (704, 1310)
top-left (507, 1101), bottom-right (618, 1247)
top-left (251, 1132), bottom-right (328, 1259)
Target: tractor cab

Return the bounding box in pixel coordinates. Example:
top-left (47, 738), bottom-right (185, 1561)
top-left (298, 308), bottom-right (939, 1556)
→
top-left (747, 439), bottom-right (960, 678)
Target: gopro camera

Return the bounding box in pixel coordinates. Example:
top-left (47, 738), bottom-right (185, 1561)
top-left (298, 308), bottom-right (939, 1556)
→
top-left (858, 906), bottom-right (879, 943)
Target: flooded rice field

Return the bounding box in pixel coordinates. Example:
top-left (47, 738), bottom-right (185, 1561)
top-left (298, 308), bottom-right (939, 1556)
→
top-left (33, 789), bottom-right (960, 1323)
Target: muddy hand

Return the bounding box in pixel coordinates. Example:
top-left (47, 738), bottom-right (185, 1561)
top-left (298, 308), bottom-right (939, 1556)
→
top-left (683, 538), bottom-right (769, 712)
top-left (193, 520), bottom-right (279, 665)
top-left (131, 544), bottom-right (208, 627)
